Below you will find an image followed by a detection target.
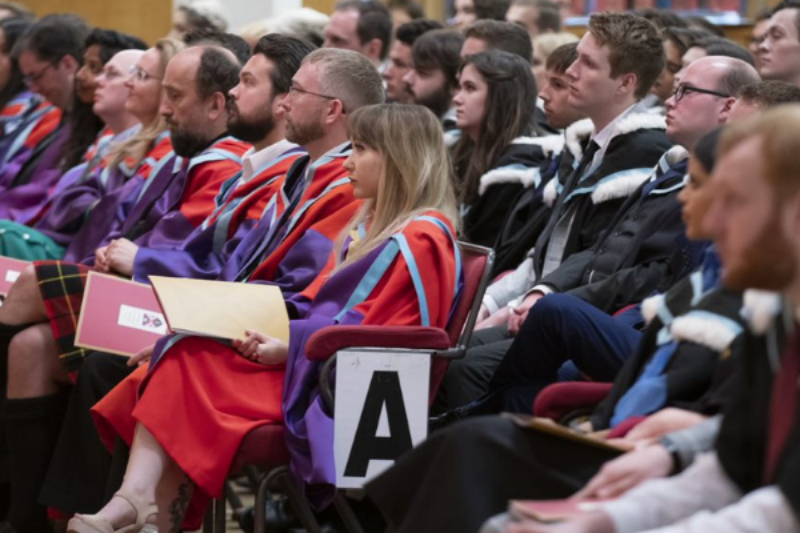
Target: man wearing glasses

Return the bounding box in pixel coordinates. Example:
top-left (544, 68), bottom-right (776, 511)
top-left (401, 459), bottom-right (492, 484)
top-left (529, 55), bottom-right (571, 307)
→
top-left (0, 15), bottom-right (89, 195)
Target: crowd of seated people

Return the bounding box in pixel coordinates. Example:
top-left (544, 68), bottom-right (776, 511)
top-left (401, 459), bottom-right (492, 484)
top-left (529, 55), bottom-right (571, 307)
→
top-left (0, 1), bottom-right (799, 533)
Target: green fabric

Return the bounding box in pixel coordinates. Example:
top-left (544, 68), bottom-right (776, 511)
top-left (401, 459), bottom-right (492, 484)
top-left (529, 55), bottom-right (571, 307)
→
top-left (0, 220), bottom-right (64, 260)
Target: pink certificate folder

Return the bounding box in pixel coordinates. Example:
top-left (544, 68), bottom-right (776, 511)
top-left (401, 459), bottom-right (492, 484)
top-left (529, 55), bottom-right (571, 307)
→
top-left (0, 257), bottom-right (29, 295)
top-left (75, 272), bottom-right (170, 357)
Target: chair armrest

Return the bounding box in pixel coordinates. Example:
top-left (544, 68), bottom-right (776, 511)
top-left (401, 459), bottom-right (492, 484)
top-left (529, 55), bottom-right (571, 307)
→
top-left (306, 325), bottom-right (452, 361)
top-left (533, 382), bottom-right (614, 421)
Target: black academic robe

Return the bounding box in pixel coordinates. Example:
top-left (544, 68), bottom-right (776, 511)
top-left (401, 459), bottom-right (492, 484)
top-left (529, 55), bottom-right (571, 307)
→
top-left (716, 302), bottom-right (800, 517)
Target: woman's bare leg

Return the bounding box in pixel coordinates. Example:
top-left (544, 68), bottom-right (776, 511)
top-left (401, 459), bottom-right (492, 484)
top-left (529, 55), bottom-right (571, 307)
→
top-left (156, 455), bottom-right (195, 533)
top-left (81, 423), bottom-right (184, 528)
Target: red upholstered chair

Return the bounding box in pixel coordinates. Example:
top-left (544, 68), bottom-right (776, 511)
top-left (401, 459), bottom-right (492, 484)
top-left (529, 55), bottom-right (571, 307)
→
top-left (531, 304), bottom-right (641, 424)
top-left (533, 382), bottom-right (614, 423)
top-left (205, 243), bottom-right (494, 533)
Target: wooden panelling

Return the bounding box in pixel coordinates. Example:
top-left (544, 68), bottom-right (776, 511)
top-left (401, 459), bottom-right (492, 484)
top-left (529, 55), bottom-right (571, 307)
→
top-left (301, 0), bottom-right (446, 21)
top-left (303, 0), bottom-right (336, 15)
top-left (23, 0), bottom-right (172, 45)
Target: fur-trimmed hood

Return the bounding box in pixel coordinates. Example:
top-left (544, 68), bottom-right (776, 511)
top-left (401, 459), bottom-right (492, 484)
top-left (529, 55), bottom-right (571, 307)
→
top-left (642, 293), bottom-right (663, 326)
top-left (543, 165), bottom-right (654, 207)
top-left (563, 118), bottom-right (594, 161)
top-left (479, 167), bottom-right (542, 196)
top-left (512, 134), bottom-right (565, 157)
top-left (543, 111), bottom-right (668, 208)
top-left (477, 137), bottom-right (550, 196)
top-left (741, 289), bottom-right (783, 335)
top-left (642, 292), bottom-right (745, 353)
top-left (670, 311), bottom-right (744, 353)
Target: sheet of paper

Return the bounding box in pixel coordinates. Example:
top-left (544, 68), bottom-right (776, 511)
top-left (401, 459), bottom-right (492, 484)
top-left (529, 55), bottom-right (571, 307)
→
top-left (117, 304), bottom-right (168, 335)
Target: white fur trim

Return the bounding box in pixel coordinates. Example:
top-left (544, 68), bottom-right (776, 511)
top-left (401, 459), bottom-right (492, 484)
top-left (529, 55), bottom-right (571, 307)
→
top-left (670, 313), bottom-right (742, 352)
top-left (642, 294), bottom-right (663, 325)
top-left (564, 118), bottom-right (594, 160)
top-left (614, 112), bottom-right (667, 136)
top-left (665, 145), bottom-right (689, 166)
top-left (742, 289), bottom-right (782, 334)
top-left (591, 168), bottom-right (652, 204)
top-left (512, 135), bottom-right (565, 157)
top-left (543, 178), bottom-right (559, 207)
top-left (479, 168), bottom-right (540, 195)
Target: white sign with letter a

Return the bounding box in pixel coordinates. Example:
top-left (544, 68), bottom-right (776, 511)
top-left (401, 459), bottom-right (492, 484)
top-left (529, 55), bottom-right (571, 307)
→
top-left (334, 348), bottom-right (431, 488)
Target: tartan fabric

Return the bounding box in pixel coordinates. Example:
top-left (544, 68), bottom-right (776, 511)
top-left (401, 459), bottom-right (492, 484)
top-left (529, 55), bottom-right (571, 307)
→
top-left (34, 261), bottom-right (92, 371)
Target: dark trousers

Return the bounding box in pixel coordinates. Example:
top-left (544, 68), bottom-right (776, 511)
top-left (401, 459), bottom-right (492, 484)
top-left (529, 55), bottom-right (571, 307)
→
top-left (471, 294), bottom-right (642, 414)
top-left (437, 327), bottom-right (514, 411)
top-left (366, 416), bottom-right (622, 533)
top-left (39, 351), bottom-right (134, 514)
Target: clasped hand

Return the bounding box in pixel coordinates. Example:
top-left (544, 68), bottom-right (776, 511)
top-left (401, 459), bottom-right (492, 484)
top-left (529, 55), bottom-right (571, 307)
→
top-left (232, 329), bottom-right (289, 366)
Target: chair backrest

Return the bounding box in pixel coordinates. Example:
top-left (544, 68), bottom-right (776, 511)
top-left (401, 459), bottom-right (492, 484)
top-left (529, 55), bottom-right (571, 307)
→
top-left (450, 242), bottom-right (495, 347)
top-left (429, 241), bottom-right (494, 402)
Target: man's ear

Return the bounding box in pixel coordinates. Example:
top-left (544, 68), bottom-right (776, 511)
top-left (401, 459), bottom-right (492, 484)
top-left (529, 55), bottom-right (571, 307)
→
top-left (208, 91), bottom-right (228, 120)
top-left (364, 38), bottom-right (383, 62)
top-left (618, 72), bottom-right (638, 96)
top-left (61, 54), bottom-right (79, 74)
top-left (324, 98), bottom-right (346, 125)
top-left (272, 92), bottom-right (288, 119)
top-left (718, 96), bottom-right (737, 124)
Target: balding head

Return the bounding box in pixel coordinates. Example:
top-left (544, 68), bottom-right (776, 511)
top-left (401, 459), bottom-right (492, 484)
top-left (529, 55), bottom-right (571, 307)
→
top-left (666, 56), bottom-right (760, 149)
top-left (92, 49), bottom-right (144, 125)
top-left (703, 55), bottom-right (762, 96)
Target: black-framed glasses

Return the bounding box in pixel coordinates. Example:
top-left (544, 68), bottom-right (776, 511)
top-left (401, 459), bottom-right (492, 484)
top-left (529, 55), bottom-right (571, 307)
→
top-left (672, 83), bottom-right (731, 102)
top-left (288, 84), bottom-right (346, 113)
top-left (23, 62), bottom-right (56, 87)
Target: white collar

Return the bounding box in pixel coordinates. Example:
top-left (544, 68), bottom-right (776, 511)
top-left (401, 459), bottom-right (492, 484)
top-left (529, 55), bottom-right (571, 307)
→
top-left (590, 104), bottom-right (637, 154)
top-left (241, 139), bottom-right (298, 183)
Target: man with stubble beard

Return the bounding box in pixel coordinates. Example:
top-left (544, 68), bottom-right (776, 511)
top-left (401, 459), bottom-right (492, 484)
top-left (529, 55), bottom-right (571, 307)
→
top-left (402, 29), bottom-right (464, 146)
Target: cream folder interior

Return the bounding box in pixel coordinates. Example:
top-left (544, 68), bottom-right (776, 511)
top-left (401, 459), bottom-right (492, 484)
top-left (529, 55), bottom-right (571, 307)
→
top-left (149, 276), bottom-right (290, 343)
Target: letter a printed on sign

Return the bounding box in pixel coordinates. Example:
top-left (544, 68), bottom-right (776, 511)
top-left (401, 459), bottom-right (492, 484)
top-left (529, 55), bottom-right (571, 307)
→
top-left (334, 349), bottom-right (430, 488)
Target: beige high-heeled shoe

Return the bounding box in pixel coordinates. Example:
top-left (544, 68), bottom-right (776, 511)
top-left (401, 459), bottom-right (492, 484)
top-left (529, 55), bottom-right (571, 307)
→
top-left (66, 491), bottom-right (157, 533)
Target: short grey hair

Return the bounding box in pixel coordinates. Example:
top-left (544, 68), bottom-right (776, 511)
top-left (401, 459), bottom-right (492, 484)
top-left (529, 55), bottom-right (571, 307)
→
top-left (303, 48), bottom-right (385, 113)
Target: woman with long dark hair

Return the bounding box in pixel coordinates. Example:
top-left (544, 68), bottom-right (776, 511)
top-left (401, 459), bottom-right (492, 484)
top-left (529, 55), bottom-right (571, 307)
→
top-left (450, 50), bottom-right (544, 247)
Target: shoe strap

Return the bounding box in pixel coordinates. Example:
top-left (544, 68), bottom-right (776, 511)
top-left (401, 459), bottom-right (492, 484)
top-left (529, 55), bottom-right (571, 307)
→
top-left (112, 491), bottom-right (157, 525)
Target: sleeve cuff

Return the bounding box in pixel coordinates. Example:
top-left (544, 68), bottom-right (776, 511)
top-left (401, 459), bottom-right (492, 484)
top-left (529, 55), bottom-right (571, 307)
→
top-left (483, 295), bottom-right (500, 315)
top-left (602, 499), bottom-right (650, 533)
top-left (525, 284), bottom-right (554, 299)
